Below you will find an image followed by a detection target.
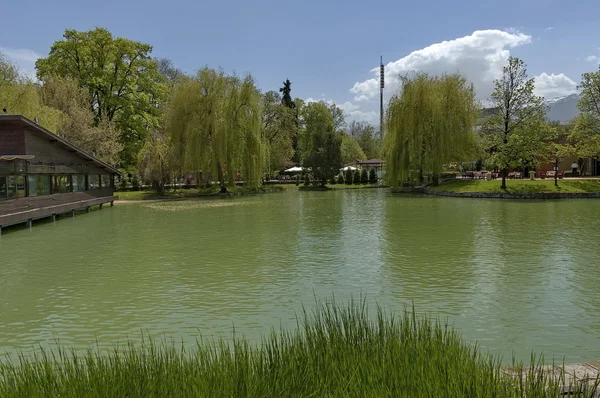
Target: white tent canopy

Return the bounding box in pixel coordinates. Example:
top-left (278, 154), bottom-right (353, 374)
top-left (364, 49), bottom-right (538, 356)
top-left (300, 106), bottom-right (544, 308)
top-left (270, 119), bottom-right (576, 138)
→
top-left (284, 166), bottom-right (304, 173)
top-left (340, 166), bottom-right (357, 171)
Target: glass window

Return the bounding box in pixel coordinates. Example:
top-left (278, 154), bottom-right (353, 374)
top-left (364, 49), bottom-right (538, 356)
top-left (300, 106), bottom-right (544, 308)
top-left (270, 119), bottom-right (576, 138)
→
top-left (28, 175), bottom-right (51, 197)
top-left (0, 176), bottom-right (6, 199)
top-left (101, 175), bottom-right (112, 188)
top-left (7, 176), bottom-right (17, 198)
top-left (16, 176), bottom-right (25, 197)
top-left (53, 175), bottom-right (71, 194)
top-left (89, 175), bottom-right (99, 190)
top-left (73, 175), bottom-right (86, 192)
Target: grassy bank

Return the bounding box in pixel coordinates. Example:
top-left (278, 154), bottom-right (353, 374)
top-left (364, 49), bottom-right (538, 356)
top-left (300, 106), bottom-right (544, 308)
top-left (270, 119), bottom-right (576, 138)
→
top-left (116, 186), bottom-right (285, 200)
top-left (0, 300), bottom-right (596, 397)
top-left (434, 179), bottom-right (600, 194)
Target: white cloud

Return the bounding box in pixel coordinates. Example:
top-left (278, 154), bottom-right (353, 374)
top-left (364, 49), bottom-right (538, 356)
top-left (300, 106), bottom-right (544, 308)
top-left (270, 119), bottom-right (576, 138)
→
top-left (533, 73), bottom-right (578, 98)
top-left (544, 27), bottom-right (554, 32)
top-left (586, 55), bottom-right (600, 63)
top-left (304, 97), bottom-right (377, 123)
top-left (0, 46), bottom-right (42, 81)
top-left (350, 29), bottom-right (532, 103)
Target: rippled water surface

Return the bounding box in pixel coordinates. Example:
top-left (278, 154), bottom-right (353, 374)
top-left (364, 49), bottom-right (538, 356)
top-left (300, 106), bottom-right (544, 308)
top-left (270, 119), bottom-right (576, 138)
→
top-left (1, 190), bottom-right (600, 363)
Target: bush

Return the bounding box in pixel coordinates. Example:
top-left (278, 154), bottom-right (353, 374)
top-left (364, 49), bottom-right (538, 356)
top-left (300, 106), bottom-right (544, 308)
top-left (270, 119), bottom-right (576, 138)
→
top-left (131, 175), bottom-right (140, 191)
top-left (353, 169), bottom-right (361, 184)
top-left (304, 174), bottom-right (311, 187)
top-left (369, 169), bottom-right (377, 184)
top-left (118, 176), bottom-right (128, 191)
top-left (330, 175), bottom-right (337, 185)
top-left (338, 173), bottom-right (344, 185)
top-left (345, 169), bottom-right (353, 185)
top-left (360, 168), bottom-right (368, 184)
top-left (295, 175), bottom-right (300, 186)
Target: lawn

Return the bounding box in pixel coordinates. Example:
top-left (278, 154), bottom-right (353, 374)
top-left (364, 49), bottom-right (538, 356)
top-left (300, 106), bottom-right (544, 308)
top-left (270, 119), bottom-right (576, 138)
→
top-left (434, 179), bottom-right (600, 194)
top-left (1, 300), bottom-right (594, 397)
top-left (115, 186), bottom-right (286, 200)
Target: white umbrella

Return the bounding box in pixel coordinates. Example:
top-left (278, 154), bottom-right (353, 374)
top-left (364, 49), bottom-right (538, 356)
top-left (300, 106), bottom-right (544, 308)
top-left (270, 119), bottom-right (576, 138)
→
top-left (340, 166), bottom-right (357, 171)
top-left (284, 166), bottom-right (304, 173)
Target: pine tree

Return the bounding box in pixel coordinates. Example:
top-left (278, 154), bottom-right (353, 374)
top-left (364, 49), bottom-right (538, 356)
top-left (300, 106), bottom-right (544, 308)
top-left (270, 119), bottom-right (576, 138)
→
top-left (360, 168), bottom-right (368, 184)
top-left (369, 169), bottom-right (377, 184)
top-left (345, 169), bottom-right (353, 185)
top-left (353, 169), bottom-right (361, 184)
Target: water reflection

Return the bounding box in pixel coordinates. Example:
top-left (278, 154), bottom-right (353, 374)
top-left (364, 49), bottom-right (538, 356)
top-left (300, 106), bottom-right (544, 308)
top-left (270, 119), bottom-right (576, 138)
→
top-left (1, 191), bottom-right (599, 363)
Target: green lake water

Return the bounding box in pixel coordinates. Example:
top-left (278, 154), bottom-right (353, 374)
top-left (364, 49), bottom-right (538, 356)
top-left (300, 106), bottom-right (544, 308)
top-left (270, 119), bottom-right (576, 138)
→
top-left (1, 190), bottom-right (599, 363)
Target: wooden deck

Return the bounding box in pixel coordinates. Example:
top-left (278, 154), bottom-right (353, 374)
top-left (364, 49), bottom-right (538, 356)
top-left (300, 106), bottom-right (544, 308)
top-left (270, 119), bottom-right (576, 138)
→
top-left (0, 195), bottom-right (118, 234)
top-left (503, 361), bottom-right (600, 396)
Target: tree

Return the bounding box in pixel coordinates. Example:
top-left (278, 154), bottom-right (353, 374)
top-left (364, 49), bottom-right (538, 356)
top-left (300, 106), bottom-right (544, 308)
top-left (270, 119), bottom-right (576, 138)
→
top-left (262, 91), bottom-right (296, 172)
top-left (137, 131), bottom-right (173, 194)
top-left (35, 28), bottom-right (167, 167)
top-left (541, 122), bottom-right (574, 187)
top-left (383, 73), bottom-right (479, 187)
top-left (279, 79), bottom-right (295, 109)
top-left (483, 57), bottom-right (547, 189)
top-left (353, 169), bottom-right (361, 184)
top-left (166, 68), bottom-right (265, 192)
top-left (40, 76), bottom-right (122, 164)
top-left (345, 169), bottom-right (353, 185)
top-left (0, 52), bottom-right (61, 130)
top-left (369, 169), bottom-right (377, 184)
top-left (326, 102), bottom-right (346, 132)
top-left (340, 134), bottom-right (366, 164)
top-left (349, 120), bottom-right (380, 159)
top-left (300, 102), bottom-right (342, 186)
top-left (569, 66), bottom-right (600, 172)
top-left (361, 168), bottom-right (368, 184)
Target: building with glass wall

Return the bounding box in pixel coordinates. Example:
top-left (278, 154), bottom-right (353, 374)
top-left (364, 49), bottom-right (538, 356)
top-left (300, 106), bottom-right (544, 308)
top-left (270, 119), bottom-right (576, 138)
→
top-left (0, 115), bottom-right (119, 232)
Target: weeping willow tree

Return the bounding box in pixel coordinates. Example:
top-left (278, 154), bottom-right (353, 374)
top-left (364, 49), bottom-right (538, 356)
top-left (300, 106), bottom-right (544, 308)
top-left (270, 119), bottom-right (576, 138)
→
top-left (383, 73), bottom-right (479, 187)
top-left (166, 68), bottom-right (266, 192)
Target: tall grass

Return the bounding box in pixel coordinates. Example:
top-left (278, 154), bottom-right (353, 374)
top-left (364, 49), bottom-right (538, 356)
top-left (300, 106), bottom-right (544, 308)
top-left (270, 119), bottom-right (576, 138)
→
top-left (0, 299), bottom-right (597, 397)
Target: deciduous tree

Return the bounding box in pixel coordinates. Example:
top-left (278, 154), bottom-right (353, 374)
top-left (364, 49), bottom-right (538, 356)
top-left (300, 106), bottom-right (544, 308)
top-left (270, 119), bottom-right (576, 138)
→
top-left (483, 57), bottom-right (547, 189)
top-left (35, 28), bottom-right (167, 167)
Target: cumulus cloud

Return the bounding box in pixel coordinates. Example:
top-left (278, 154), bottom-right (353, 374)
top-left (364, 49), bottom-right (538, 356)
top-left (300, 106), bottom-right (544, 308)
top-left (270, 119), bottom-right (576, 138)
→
top-left (533, 73), bottom-right (578, 98)
top-left (349, 29), bottom-right (532, 103)
top-left (0, 46), bottom-right (42, 80)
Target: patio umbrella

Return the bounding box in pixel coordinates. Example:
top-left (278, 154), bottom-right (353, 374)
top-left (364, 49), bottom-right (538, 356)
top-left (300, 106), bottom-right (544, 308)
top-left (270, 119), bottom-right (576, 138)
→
top-left (284, 166), bottom-right (304, 173)
top-left (340, 166), bottom-right (357, 171)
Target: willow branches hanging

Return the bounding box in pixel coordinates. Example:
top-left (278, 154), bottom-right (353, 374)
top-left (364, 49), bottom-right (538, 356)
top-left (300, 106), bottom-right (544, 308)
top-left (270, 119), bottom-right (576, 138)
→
top-left (165, 68), bottom-right (266, 191)
top-left (383, 73), bottom-right (479, 187)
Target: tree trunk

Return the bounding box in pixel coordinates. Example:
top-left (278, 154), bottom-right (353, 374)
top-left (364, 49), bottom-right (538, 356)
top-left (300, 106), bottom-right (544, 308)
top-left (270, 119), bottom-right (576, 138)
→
top-left (501, 168), bottom-right (507, 190)
top-left (555, 159), bottom-right (559, 187)
top-left (217, 163), bottom-right (227, 193)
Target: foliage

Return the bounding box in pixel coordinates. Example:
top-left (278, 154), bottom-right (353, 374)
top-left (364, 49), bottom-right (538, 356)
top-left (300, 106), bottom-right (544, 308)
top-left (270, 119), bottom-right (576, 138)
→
top-left (353, 169), bottom-right (361, 184)
top-left (338, 173), bottom-right (344, 185)
top-left (300, 102), bottom-right (342, 186)
top-left (369, 168), bottom-right (378, 184)
top-left (349, 120), bottom-right (380, 159)
top-left (361, 168), bottom-right (369, 184)
top-left (304, 174), bottom-right (310, 187)
top-left (118, 176), bottom-right (128, 191)
top-left (344, 169), bottom-right (353, 185)
top-left (295, 175), bottom-right (300, 186)
top-left (0, 52), bottom-right (61, 130)
top-left (340, 134), bottom-right (366, 164)
top-left (326, 102), bottom-right (346, 132)
top-left (329, 174), bottom-right (337, 185)
top-left (35, 28), bottom-right (167, 167)
top-left (482, 57), bottom-right (547, 189)
top-left (131, 175), bottom-right (140, 191)
top-left (262, 91), bottom-right (296, 171)
top-left (40, 76), bottom-right (123, 164)
top-left (0, 300), bottom-right (594, 397)
top-left (383, 73), bottom-right (479, 187)
top-left (166, 68), bottom-right (265, 192)
top-left (137, 132), bottom-right (173, 194)
top-left (279, 79), bottom-right (295, 109)
top-left (569, 66), bottom-right (600, 170)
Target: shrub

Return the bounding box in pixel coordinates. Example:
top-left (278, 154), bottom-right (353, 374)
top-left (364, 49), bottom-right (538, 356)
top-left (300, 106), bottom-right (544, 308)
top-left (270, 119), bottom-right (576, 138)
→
top-left (131, 175), bottom-right (140, 191)
top-left (361, 168), bottom-right (368, 184)
top-left (338, 173), bottom-right (344, 185)
top-left (304, 174), bottom-right (310, 187)
top-left (118, 176), bottom-right (128, 191)
top-left (295, 175), bottom-right (300, 186)
top-left (369, 169), bottom-right (377, 184)
top-left (330, 175), bottom-right (337, 185)
top-left (353, 169), bottom-right (361, 184)
top-left (345, 169), bottom-right (353, 185)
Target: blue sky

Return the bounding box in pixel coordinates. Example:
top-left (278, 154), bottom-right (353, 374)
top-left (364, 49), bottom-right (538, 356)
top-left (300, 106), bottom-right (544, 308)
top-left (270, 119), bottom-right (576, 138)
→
top-left (2, 0), bottom-right (600, 123)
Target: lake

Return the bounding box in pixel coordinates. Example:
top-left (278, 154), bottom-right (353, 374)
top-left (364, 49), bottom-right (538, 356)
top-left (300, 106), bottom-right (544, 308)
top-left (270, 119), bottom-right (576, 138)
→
top-left (1, 189), bottom-right (599, 364)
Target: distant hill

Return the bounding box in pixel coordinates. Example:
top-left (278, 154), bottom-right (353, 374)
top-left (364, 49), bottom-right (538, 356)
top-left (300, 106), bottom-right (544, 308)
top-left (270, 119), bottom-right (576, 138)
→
top-left (480, 94), bottom-right (580, 124)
